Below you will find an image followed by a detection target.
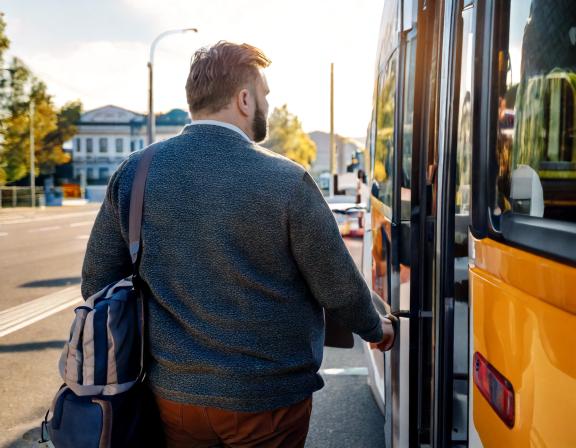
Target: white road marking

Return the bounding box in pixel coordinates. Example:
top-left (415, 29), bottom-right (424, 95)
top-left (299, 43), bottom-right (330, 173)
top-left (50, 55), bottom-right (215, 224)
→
top-left (28, 226), bottom-right (61, 233)
top-left (320, 367), bottom-right (369, 376)
top-left (0, 232), bottom-right (7, 237)
top-left (0, 210), bottom-right (98, 225)
top-left (69, 221), bottom-right (93, 227)
top-left (0, 286), bottom-right (82, 338)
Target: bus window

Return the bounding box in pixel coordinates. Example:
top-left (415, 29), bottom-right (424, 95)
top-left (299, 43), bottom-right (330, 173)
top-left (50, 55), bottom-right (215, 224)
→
top-left (401, 35), bottom-right (417, 221)
top-left (455, 9), bottom-right (473, 217)
top-left (494, 0), bottom-right (576, 226)
top-left (374, 54), bottom-right (397, 215)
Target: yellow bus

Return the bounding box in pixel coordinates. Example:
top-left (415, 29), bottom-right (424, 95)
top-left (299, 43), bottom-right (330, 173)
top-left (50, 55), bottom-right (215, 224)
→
top-left (361, 0), bottom-right (576, 446)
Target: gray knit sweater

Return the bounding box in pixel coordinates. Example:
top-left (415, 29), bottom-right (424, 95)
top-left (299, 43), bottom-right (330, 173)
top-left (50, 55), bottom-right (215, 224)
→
top-left (81, 124), bottom-right (383, 412)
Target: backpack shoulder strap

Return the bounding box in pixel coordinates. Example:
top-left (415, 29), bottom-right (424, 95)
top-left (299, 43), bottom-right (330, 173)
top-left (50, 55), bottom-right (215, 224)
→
top-left (128, 146), bottom-right (158, 266)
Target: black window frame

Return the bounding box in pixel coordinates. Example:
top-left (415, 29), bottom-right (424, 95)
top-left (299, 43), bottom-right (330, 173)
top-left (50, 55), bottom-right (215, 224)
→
top-left (115, 138), bottom-right (123, 153)
top-left (99, 167), bottom-right (109, 180)
top-left (99, 137), bottom-right (108, 153)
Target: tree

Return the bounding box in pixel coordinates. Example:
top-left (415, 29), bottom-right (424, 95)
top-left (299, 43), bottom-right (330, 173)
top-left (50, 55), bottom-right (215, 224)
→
top-left (264, 105), bottom-right (316, 170)
top-left (40, 100), bottom-right (81, 175)
top-left (0, 12), bottom-right (10, 184)
top-left (0, 12), bottom-right (80, 185)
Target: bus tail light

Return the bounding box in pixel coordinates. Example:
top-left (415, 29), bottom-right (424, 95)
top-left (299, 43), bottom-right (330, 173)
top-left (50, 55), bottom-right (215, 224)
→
top-left (473, 352), bottom-right (515, 428)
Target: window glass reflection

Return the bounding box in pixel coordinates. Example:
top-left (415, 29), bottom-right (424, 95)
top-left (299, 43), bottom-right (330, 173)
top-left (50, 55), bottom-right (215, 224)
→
top-left (495, 0), bottom-right (576, 224)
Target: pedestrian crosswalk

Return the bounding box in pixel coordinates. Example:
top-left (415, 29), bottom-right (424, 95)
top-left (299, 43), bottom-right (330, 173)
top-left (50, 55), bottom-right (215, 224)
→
top-left (0, 286), bottom-right (82, 338)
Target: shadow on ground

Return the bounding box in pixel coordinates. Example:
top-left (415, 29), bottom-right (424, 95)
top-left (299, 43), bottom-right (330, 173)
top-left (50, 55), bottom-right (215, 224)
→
top-left (19, 277), bottom-right (81, 288)
top-left (2, 426), bottom-right (41, 448)
top-left (0, 340), bottom-right (66, 353)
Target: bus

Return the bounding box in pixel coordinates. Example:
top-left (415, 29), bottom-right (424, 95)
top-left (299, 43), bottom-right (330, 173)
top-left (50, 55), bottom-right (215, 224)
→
top-left (360, 0), bottom-right (576, 446)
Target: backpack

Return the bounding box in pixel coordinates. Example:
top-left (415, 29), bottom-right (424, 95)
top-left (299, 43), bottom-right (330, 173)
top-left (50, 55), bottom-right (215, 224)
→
top-left (40, 146), bottom-right (164, 447)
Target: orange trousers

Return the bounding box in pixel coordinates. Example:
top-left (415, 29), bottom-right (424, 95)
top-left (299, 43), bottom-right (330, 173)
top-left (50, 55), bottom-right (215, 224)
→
top-left (155, 395), bottom-right (313, 448)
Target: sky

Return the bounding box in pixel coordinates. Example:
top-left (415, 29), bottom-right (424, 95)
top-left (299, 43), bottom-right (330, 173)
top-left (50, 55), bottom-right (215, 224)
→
top-left (2, 0), bottom-right (384, 138)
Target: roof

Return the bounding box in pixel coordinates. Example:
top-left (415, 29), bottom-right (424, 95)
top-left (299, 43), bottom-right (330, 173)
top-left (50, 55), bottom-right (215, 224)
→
top-left (78, 105), bottom-right (190, 126)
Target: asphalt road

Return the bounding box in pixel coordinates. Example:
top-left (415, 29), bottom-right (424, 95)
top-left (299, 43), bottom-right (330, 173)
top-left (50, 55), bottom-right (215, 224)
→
top-left (0, 205), bottom-right (100, 310)
top-left (0, 206), bottom-right (384, 447)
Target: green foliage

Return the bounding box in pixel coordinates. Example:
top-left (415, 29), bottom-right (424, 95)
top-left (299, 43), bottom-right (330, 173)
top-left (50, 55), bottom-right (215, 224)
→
top-left (0, 13), bottom-right (9, 61)
top-left (264, 104), bottom-right (316, 170)
top-left (0, 13), bottom-right (80, 185)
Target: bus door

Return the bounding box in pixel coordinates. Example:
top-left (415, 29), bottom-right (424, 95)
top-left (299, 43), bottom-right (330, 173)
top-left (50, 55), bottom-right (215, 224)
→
top-left (432, 0), bottom-right (477, 446)
top-left (364, 1), bottom-right (407, 445)
top-left (404, 0), bottom-right (445, 446)
top-left (367, 44), bottom-right (403, 447)
top-left (365, 0), bottom-right (428, 446)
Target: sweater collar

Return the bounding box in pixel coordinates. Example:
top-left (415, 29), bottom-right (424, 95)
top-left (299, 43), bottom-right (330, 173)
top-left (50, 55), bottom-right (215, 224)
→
top-left (182, 120), bottom-right (252, 143)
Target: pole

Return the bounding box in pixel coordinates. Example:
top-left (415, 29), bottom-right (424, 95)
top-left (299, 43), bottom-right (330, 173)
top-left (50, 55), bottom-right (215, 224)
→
top-left (29, 100), bottom-right (35, 208)
top-left (80, 163), bottom-right (87, 199)
top-left (147, 61), bottom-right (154, 145)
top-left (147, 28), bottom-right (198, 145)
top-left (329, 63), bottom-right (335, 197)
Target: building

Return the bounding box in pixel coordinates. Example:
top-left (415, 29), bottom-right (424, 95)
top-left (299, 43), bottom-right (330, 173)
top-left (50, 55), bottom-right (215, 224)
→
top-left (308, 131), bottom-right (365, 176)
top-left (71, 105), bottom-right (190, 186)
top-left (308, 131), bottom-right (366, 191)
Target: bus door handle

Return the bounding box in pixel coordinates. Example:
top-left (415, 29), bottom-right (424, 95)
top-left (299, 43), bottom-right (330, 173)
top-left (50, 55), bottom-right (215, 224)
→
top-left (390, 310), bottom-right (410, 319)
top-left (370, 291), bottom-right (410, 319)
top-left (385, 310), bottom-right (410, 345)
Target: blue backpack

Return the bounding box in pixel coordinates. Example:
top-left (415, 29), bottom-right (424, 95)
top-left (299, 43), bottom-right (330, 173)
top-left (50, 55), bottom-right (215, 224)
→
top-left (40, 147), bottom-right (164, 447)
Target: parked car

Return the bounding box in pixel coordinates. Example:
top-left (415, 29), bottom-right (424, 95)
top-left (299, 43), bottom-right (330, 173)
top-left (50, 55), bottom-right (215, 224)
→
top-left (326, 196), bottom-right (365, 238)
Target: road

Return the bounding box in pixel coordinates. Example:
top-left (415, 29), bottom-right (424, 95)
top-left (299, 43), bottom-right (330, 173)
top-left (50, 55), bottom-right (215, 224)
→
top-left (0, 205), bottom-right (100, 310)
top-left (0, 206), bottom-right (384, 447)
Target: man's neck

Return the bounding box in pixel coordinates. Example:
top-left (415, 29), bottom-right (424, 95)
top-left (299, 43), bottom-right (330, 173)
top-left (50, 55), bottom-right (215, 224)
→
top-left (192, 110), bottom-right (252, 140)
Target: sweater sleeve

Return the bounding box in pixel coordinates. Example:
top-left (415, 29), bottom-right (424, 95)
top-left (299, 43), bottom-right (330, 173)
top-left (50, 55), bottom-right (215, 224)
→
top-left (287, 172), bottom-right (384, 343)
top-left (81, 163), bottom-right (132, 300)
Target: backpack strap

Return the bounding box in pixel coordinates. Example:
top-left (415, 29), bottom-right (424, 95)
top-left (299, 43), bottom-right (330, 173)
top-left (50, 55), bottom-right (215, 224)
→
top-left (127, 146), bottom-right (158, 382)
top-left (128, 146), bottom-right (158, 267)
top-left (128, 145), bottom-right (157, 266)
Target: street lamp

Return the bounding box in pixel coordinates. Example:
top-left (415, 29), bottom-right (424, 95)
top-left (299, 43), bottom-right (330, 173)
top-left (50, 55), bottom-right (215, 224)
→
top-left (29, 98), bottom-right (35, 208)
top-left (147, 28), bottom-right (198, 145)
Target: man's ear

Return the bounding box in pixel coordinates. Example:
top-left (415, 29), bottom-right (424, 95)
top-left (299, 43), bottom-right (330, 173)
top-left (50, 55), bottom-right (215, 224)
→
top-left (237, 88), bottom-right (251, 117)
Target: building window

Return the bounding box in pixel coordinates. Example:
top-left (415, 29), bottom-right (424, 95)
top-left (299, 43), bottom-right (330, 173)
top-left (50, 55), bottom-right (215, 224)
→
top-left (86, 138), bottom-right (93, 153)
top-left (99, 167), bottom-right (109, 180)
top-left (139, 139), bottom-right (144, 149)
top-left (87, 168), bottom-right (94, 179)
top-left (99, 138), bottom-right (108, 153)
top-left (115, 138), bottom-right (124, 153)
top-left (130, 140), bottom-right (135, 152)
top-left (74, 138), bottom-right (81, 153)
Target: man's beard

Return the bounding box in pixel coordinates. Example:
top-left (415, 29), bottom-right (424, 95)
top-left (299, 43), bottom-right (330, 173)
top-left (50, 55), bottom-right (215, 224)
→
top-left (252, 103), bottom-right (267, 143)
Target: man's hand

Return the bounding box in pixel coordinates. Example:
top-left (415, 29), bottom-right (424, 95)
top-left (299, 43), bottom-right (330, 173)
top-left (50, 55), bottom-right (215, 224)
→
top-left (369, 315), bottom-right (396, 351)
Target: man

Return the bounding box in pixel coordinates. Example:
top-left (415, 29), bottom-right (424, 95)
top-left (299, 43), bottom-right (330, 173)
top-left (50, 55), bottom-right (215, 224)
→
top-left (82, 41), bottom-right (394, 448)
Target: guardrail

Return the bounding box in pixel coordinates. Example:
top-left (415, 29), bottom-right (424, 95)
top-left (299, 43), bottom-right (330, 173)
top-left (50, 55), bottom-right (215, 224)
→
top-left (0, 185), bottom-right (108, 207)
top-left (0, 187), bottom-right (46, 208)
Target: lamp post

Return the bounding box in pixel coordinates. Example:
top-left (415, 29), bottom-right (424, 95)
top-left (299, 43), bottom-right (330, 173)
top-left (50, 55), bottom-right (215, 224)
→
top-left (147, 28), bottom-right (198, 145)
top-left (329, 63), bottom-right (335, 197)
top-left (29, 99), bottom-right (35, 207)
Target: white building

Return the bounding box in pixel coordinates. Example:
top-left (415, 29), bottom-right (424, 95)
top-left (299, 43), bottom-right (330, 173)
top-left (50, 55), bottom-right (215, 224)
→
top-left (71, 105), bottom-right (189, 186)
top-left (308, 131), bottom-right (365, 190)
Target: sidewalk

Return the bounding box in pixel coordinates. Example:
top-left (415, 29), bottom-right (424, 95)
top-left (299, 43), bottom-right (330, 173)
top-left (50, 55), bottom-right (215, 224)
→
top-left (0, 204), bottom-right (100, 225)
top-left (1, 336), bottom-right (384, 448)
